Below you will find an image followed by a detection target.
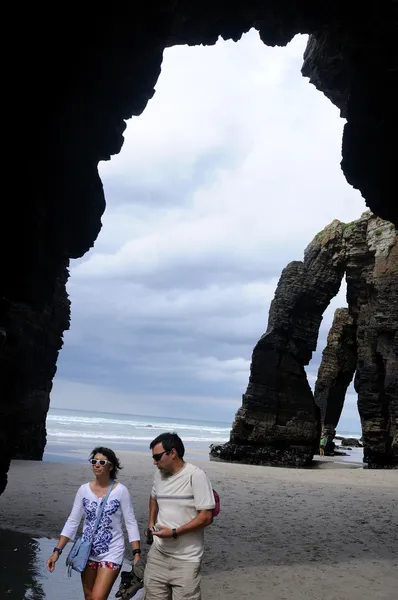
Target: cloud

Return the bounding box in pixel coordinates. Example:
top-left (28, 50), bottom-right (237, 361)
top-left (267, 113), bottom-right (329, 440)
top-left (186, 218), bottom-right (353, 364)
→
top-left (53, 31), bottom-right (364, 432)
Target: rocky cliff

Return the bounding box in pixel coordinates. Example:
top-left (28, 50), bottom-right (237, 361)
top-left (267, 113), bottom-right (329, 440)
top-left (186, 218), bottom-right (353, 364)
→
top-left (211, 212), bottom-right (397, 468)
top-left (0, 265), bottom-right (70, 495)
top-left (1, 2), bottom-right (397, 492)
top-left (347, 217), bottom-right (398, 468)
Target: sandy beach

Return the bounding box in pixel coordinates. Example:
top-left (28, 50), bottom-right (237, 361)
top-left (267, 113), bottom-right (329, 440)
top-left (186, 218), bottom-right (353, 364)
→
top-left (1, 452), bottom-right (397, 600)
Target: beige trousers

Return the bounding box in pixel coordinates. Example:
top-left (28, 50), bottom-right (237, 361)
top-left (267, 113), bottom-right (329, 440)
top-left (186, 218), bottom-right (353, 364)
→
top-left (144, 545), bottom-right (202, 600)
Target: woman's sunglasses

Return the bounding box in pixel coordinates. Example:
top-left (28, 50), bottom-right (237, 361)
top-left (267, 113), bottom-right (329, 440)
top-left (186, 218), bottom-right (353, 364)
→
top-left (89, 459), bottom-right (111, 466)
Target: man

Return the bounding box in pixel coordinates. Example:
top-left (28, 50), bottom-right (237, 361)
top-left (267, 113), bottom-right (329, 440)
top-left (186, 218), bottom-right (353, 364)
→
top-left (144, 432), bottom-right (215, 600)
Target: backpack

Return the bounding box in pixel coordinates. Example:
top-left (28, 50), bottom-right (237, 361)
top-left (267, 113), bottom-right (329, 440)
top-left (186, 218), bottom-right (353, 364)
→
top-left (212, 489), bottom-right (220, 517)
top-left (190, 473), bottom-right (220, 518)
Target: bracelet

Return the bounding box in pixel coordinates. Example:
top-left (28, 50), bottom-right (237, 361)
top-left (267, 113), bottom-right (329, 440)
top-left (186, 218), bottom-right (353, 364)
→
top-left (132, 549), bottom-right (141, 556)
top-left (53, 547), bottom-right (62, 555)
top-left (172, 528), bottom-right (178, 540)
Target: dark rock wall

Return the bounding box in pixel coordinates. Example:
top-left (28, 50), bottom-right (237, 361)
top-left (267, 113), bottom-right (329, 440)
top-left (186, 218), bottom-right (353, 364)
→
top-left (347, 216), bottom-right (398, 468)
top-left (314, 308), bottom-right (357, 446)
top-left (315, 214), bottom-right (398, 467)
top-left (0, 265), bottom-right (70, 495)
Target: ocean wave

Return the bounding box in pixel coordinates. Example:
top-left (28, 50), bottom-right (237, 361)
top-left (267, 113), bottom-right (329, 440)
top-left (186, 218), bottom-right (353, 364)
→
top-left (47, 429), bottom-right (228, 443)
top-left (335, 431), bottom-right (362, 439)
top-left (47, 414), bottom-right (230, 434)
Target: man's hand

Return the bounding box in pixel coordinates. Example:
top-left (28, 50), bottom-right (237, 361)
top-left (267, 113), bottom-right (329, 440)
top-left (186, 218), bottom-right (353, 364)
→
top-left (152, 525), bottom-right (173, 538)
top-left (133, 553), bottom-right (141, 565)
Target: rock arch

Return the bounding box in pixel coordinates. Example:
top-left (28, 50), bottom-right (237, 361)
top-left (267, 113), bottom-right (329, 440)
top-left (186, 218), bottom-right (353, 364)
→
top-left (211, 213), bottom-right (397, 468)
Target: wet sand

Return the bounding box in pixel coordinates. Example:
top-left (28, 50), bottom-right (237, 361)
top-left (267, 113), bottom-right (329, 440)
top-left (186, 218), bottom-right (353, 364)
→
top-left (0, 452), bottom-right (397, 600)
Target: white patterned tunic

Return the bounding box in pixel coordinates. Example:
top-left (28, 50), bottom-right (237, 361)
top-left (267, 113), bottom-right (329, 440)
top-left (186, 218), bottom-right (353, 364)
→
top-left (61, 482), bottom-right (140, 565)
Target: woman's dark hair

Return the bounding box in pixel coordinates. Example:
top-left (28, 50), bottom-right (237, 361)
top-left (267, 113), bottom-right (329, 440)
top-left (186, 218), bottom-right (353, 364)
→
top-left (90, 447), bottom-right (122, 480)
top-left (149, 432), bottom-right (185, 459)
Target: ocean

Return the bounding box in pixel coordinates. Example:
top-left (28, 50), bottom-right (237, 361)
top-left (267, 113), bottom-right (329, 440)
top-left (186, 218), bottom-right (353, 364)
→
top-left (44, 407), bottom-right (362, 464)
top-left (44, 408), bottom-right (232, 462)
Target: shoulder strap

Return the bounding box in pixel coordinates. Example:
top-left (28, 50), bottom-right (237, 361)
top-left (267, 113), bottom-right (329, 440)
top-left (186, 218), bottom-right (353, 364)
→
top-left (91, 481), bottom-right (115, 539)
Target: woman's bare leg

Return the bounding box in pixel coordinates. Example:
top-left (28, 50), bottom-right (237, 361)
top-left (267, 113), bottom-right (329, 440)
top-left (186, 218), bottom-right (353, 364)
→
top-left (81, 565), bottom-right (98, 600)
top-left (91, 566), bottom-right (120, 600)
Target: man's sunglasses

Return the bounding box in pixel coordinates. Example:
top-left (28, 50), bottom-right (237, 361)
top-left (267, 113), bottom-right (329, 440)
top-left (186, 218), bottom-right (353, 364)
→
top-left (152, 450), bottom-right (170, 462)
top-left (89, 459), bottom-right (111, 466)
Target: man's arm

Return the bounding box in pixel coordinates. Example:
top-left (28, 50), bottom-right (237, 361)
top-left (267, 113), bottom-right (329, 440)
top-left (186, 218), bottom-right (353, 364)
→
top-left (171, 510), bottom-right (213, 535)
top-left (152, 509), bottom-right (213, 539)
top-left (148, 495), bottom-right (159, 528)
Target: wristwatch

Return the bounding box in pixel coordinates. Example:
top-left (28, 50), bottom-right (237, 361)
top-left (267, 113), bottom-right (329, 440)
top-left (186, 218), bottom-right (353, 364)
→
top-left (172, 528), bottom-right (178, 540)
top-left (53, 547), bottom-right (63, 555)
top-left (132, 549), bottom-right (141, 556)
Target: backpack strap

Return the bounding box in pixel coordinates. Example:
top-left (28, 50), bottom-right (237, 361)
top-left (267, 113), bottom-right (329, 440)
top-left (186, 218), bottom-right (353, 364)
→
top-left (90, 481), bottom-right (115, 540)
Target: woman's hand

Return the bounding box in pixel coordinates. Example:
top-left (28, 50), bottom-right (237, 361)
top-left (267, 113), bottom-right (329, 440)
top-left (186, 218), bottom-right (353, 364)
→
top-left (46, 552), bottom-right (59, 572)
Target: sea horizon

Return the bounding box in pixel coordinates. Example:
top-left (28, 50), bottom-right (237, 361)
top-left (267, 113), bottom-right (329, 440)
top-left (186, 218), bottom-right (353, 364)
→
top-left (50, 405), bottom-right (232, 426)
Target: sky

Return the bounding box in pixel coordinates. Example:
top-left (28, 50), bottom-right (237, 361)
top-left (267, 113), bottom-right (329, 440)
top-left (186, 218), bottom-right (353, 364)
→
top-left (52, 31), bottom-right (365, 432)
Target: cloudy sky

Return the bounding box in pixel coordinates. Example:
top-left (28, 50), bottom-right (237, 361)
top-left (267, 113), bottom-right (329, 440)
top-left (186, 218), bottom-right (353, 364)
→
top-left (52, 32), bottom-right (365, 432)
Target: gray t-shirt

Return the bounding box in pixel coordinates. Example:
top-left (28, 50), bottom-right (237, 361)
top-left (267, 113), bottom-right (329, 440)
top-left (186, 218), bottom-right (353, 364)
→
top-left (151, 462), bottom-right (215, 561)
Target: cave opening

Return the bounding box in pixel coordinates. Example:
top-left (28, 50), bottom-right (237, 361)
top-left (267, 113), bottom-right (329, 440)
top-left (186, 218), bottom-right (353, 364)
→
top-left (41, 31), bottom-right (374, 474)
top-left (50, 31), bottom-right (364, 431)
top-left (2, 5), bottom-right (397, 495)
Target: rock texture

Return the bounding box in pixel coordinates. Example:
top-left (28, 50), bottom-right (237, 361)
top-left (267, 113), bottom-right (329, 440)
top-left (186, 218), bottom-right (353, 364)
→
top-left (314, 308), bottom-right (357, 453)
top-left (211, 212), bottom-right (397, 468)
top-left (1, 2), bottom-right (397, 491)
top-left (0, 265), bottom-right (70, 495)
top-left (347, 217), bottom-right (398, 468)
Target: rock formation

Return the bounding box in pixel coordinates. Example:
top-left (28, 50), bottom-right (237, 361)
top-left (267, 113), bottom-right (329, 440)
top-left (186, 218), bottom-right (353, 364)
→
top-left (1, 3), bottom-right (398, 492)
top-left (211, 212), bottom-right (397, 468)
top-left (314, 308), bottom-right (357, 453)
top-left (340, 437), bottom-right (362, 448)
top-left (0, 265), bottom-right (70, 495)
top-left (347, 217), bottom-right (398, 468)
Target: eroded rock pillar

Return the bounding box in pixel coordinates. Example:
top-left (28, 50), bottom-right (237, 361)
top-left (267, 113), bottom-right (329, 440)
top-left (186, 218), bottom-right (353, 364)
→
top-left (314, 308), bottom-right (357, 453)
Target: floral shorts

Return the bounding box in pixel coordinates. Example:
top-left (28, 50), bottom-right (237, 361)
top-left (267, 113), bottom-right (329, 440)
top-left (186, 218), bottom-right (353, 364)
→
top-left (87, 560), bottom-right (121, 571)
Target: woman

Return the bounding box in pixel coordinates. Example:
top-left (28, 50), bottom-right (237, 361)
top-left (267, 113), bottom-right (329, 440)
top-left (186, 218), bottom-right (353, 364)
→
top-left (46, 447), bottom-right (141, 600)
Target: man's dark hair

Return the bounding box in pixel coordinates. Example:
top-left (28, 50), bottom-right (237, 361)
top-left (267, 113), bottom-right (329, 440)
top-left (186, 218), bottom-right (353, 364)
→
top-left (150, 432), bottom-right (185, 459)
